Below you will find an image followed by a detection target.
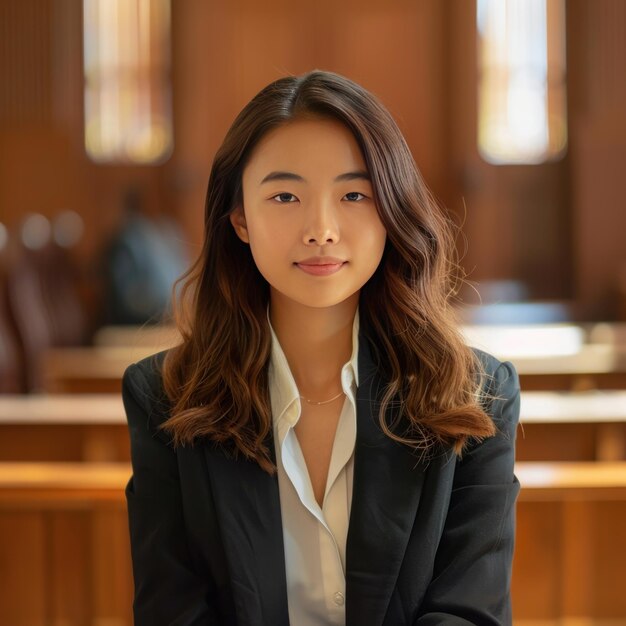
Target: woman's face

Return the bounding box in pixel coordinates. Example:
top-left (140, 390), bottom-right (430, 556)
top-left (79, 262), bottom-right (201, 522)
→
top-left (230, 116), bottom-right (387, 309)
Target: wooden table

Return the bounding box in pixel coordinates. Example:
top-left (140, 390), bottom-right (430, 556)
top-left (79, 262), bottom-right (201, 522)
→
top-left (518, 390), bottom-right (626, 461)
top-left (91, 324), bottom-right (180, 348)
top-left (38, 322), bottom-right (626, 393)
top-left (39, 345), bottom-right (161, 393)
top-left (0, 394), bottom-right (129, 461)
top-left (3, 389), bottom-right (626, 462)
top-left (45, 323), bottom-right (177, 392)
top-left (463, 322), bottom-right (626, 391)
top-left (0, 394), bottom-right (125, 423)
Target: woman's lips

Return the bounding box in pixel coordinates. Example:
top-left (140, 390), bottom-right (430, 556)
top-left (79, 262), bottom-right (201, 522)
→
top-left (295, 262), bottom-right (346, 276)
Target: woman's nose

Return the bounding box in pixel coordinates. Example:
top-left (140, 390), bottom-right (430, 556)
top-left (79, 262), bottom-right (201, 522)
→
top-left (302, 200), bottom-right (340, 245)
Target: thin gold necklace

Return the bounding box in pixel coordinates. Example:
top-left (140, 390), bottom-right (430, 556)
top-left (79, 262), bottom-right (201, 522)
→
top-left (299, 390), bottom-right (345, 405)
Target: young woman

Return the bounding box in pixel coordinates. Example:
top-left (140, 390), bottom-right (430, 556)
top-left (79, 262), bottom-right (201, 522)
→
top-left (122, 70), bottom-right (521, 626)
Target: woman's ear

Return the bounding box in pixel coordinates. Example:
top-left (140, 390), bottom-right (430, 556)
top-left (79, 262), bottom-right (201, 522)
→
top-left (229, 206), bottom-right (250, 243)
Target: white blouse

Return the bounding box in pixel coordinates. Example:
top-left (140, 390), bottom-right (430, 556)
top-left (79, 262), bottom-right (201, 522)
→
top-left (266, 306), bottom-right (360, 626)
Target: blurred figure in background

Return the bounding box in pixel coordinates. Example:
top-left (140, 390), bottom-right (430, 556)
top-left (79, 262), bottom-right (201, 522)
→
top-left (101, 187), bottom-right (189, 326)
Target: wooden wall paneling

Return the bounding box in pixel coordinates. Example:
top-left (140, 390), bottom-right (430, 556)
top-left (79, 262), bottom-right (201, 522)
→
top-left (557, 500), bottom-right (626, 621)
top-left (0, 0), bottom-right (92, 235)
top-left (571, 118), bottom-right (626, 319)
top-left (513, 494), bottom-right (626, 622)
top-left (0, 0), bottom-right (53, 125)
top-left (0, 465), bottom-right (133, 626)
top-left (50, 0), bottom-right (86, 153)
top-left (513, 462), bottom-right (626, 623)
top-left (512, 501), bottom-right (562, 621)
top-left (594, 502), bottom-right (626, 618)
top-left (559, 500), bottom-right (594, 619)
top-left (328, 0), bottom-right (449, 195)
top-left (0, 507), bottom-right (134, 626)
top-left (49, 510), bottom-right (92, 624)
top-left (446, 0), bottom-right (573, 302)
top-left (503, 162), bottom-right (573, 300)
top-left (0, 128), bottom-right (83, 230)
top-left (516, 423), bottom-right (598, 462)
top-left (168, 0), bottom-right (452, 250)
top-left (92, 506), bottom-right (134, 625)
top-left (169, 0), bottom-right (245, 246)
top-left (83, 425), bottom-right (131, 462)
top-left (519, 371), bottom-right (626, 392)
top-left (0, 424), bottom-right (85, 462)
top-left (596, 423), bottom-right (626, 461)
top-left (567, 0), bottom-right (626, 320)
top-left (446, 0), bottom-right (510, 288)
top-left (0, 424), bottom-right (130, 463)
top-left (0, 512), bottom-right (47, 626)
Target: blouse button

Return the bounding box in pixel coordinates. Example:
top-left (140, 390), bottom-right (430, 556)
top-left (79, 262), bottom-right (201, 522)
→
top-left (333, 591), bottom-right (345, 606)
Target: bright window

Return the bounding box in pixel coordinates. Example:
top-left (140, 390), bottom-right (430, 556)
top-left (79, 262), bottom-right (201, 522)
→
top-left (83, 0), bottom-right (173, 164)
top-left (477, 0), bottom-right (567, 164)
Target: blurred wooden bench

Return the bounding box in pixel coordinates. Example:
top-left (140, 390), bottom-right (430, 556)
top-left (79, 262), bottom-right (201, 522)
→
top-left (37, 324), bottom-right (178, 393)
top-left (462, 322), bottom-right (626, 391)
top-left (38, 346), bottom-right (155, 393)
top-left (0, 394), bottom-right (129, 461)
top-left (37, 321), bottom-right (626, 393)
top-left (518, 390), bottom-right (626, 461)
top-left (3, 390), bottom-right (626, 463)
top-left (92, 324), bottom-right (180, 348)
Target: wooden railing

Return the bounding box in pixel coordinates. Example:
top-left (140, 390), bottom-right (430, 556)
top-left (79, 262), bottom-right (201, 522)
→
top-left (2, 390), bottom-right (626, 464)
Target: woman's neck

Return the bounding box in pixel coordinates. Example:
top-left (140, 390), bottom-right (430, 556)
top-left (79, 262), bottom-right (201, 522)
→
top-left (268, 292), bottom-right (358, 397)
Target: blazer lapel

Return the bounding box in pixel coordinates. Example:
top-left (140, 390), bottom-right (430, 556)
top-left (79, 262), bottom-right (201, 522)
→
top-left (346, 324), bottom-right (428, 626)
top-left (203, 436), bottom-right (289, 626)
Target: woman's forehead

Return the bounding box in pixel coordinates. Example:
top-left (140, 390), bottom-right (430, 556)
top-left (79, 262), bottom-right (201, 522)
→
top-left (244, 118), bottom-right (367, 183)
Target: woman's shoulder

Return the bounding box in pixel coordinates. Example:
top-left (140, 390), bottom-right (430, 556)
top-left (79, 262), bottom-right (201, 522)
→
top-left (122, 348), bottom-right (172, 434)
top-left (470, 346), bottom-right (518, 388)
top-left (469, 347), bottom-right (520, 430)
top-left (124, 348), bottom-right (169, 389)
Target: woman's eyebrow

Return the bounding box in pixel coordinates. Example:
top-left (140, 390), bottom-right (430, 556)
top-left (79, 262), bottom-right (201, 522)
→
top-left (259, 170), bottom-right (371, 185)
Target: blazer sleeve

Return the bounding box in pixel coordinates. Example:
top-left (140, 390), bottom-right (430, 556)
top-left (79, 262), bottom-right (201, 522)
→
top-left (414, 360), bottom-right (521, 626)
top-left (123, 362), bottom-right (219, 625)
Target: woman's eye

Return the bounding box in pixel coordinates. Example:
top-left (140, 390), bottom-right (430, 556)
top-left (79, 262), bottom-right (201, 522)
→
top-left (271, 193), bottom-right (297, 203)
top-left (270, 191), bottom-right (367, 203)
top-left (344, 192), bottom-right (366, 201)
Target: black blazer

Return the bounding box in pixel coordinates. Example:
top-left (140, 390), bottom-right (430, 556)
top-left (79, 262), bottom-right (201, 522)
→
top-left (122, 326), bottom-right (521, 626)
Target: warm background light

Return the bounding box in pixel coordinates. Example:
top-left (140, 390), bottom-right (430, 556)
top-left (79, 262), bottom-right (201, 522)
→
top-left (83, 0), bottom-right (173, 164)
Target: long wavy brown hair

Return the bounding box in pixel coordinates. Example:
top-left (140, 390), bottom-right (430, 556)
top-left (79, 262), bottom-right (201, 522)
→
top-left (160, 69), bottom-right (497, 474)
